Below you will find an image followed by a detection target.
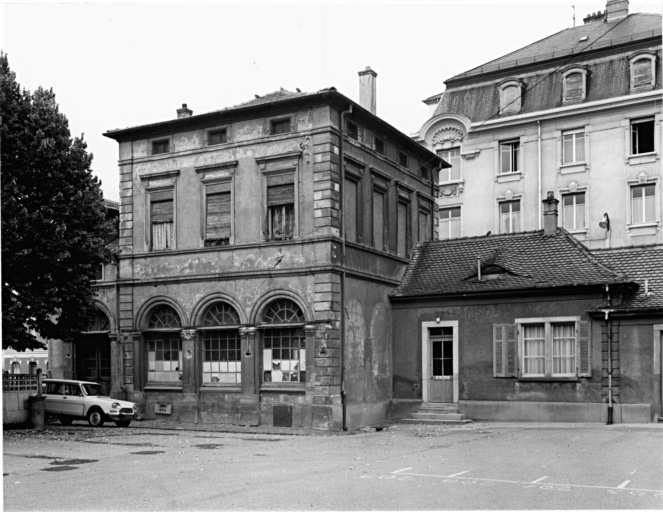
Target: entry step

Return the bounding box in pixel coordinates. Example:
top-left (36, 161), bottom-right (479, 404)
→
top-left (409, 412), bottom-right (468, 421)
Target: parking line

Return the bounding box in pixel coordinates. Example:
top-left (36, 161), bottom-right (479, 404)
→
top-left (392, 468), bottom-right (413, 475)
top-left (447, 471), bottom-right (470, 478)
top-left (531, 476), bottom-right (548, 483)
top-left (617, 480), bottom-right (631, 489)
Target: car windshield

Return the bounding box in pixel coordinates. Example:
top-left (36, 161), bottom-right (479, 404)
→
top-left (82, 384), bottom-right (105, 396)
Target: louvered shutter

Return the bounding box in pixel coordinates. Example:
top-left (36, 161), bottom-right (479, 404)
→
top-left (506, 323), bottom-right (517, 377)
top-left (577, 321), bottom-right (591, 377)
top-left (565, 73), bottom-right (583, 99)
top-left (493, 324), bottom-right (506, 377)
top-left (206, 192), bottom-right (231, 239)
top-left (267, 184), bottom-right (294, 206)
top-left (633, 59), bottom-right (652, 87)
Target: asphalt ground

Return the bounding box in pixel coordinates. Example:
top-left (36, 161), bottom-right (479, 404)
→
top-left (3, 419), bottom-right (663, 511)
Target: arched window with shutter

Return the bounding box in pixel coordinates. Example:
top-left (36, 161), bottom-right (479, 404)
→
top-left (562, 67), bottom-right (588, 103)
top-left (629, 53), bottom-right (656, 90)
top-left (498, 79), bottom-right (523, 114)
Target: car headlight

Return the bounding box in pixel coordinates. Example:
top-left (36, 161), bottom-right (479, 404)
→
top-left (111, 402), bottom-right (120, 409)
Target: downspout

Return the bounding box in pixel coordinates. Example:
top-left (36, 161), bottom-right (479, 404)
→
top-left (605, 284), bottom-right (613, 425)
top-left (537, 121), bottom-right (542, 229)
top-left (339, 104), bottom-right (353, 431)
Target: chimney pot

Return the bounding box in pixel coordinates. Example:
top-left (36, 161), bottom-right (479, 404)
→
top-left (177, 103), bottom-right (193, 119)
top-left (358, 66), bottom-right (378, 115)
top-left (542, 191), bottom-right (559, 235)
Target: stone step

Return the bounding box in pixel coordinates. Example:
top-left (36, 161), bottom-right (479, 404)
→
top-left (420, 404), bottom-right (459, 412)
top-left (399, 418), bottom-right (473, 425)
top-left (410, 412), bottom-right (468, 421)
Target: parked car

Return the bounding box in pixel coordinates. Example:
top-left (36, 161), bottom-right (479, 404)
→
top-left (42, 379), bottom-right (138, 427)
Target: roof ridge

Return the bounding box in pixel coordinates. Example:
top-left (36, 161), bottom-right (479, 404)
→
top-left (592, 242), bottom-right (663, 253)
top-left (557, 228), bottom-right (627, 280)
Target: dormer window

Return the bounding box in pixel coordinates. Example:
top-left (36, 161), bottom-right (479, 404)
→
top-left (499, 79), bottom-right (524, 114)
top-left (562, 67), bottom-right (588, 103)
top-left (629, 51), bottom-right (656, 90)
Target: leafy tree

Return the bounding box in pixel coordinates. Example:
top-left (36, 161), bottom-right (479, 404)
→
top-left (1, 52), bottom-right (115, 351)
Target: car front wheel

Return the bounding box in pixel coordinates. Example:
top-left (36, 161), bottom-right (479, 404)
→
top-left (87, 409), bottom-right (105, 427)
top-left (115, 420), bottom-right (131, 428)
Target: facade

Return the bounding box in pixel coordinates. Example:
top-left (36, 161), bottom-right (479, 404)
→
top-left (416, 0), bottom-right (662, 249)
top-left (48, 73), bottom-right (443, 430)
top-left (390, 193), bottom-right (662, 423)
top-left (2, 347), bottom-right (48, 375)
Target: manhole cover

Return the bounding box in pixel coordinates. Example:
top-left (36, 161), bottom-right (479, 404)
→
top-left (51, 459), bottom-right (97, 466)
top-left (42, 466), bottom-right (78, 472)
top-left (130, 450), bottom-right (165, 455)
top-left (195, 444), bottom-right (224, 450)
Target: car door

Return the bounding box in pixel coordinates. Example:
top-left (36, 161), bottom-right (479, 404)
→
top-left (43, 382), bottom-right (64, 414)
top-left (61, 383), bottom-right (86, 417)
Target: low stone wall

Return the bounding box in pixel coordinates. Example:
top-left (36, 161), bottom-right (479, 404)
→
top-left (3, 374), bottom-right (39, 425)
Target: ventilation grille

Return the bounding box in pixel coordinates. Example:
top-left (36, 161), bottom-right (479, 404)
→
top-left (272, 405), bottom-right (293, 427)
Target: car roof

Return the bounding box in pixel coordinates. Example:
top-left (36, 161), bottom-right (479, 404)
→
top-left (43, 379), bottom-right (100, 386)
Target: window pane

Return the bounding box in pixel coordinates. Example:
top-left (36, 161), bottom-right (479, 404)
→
top-left (344, 179), bottom-right (358, 244)
top-left (575, 133), bottom-right (585, 161)
top-left (500, 145), bottom-right (511, 173)
top-left (397, 201), bottom-right (408, 257)
top-left (523, 325), bottom-right (545, 375)
top-left (552, 324), bottom-right (575, 375)
top-left (373, 190), bottom-right (384, 250)
top-left (147, 335), bottom-right (182, 382)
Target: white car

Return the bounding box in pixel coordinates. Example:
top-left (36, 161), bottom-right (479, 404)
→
top-left (42, 379), bottom-right (138, 427)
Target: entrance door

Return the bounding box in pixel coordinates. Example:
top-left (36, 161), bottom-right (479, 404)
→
top-left (75, 334), bottom-right (111, 395)
top-left (429, 327), bottom-right (453, 402)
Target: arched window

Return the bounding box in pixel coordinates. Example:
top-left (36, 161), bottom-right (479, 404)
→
top-left (199, 302), bottom-right (241, 385)
top-left (499, 80), bottom-right (523, 114)
top-left (562, 67), bottom-right (588, 103)
top-left (145, 305), bottom-right (182, 383)
top-left (87, 310), bottom-right (110, 332)
top-left (261, 299), bottom-right (305, 384)
top-left (630, 54), bottom-right (656, 90)
top-left (11, 361), bottom-right (20, 374)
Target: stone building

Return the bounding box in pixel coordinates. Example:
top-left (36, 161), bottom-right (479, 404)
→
top-left (50, 70), bottom-right (444, 430)
top-left (416, 0), bottom-right (662, 249)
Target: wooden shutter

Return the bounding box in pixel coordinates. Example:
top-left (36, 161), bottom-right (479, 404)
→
top-left (493, 324), bottom-right (506, 377)
top-left (206, 192), bottom-right (231, 239)
top-left (506, 324), bottom-right (517, 377)
top-left (633, 59), bottom-right (652, 87)
top-left (577, 320), bottom-right (591, 377)
top-left (267, 184), bottom-right (294, 206)
top-left (151, 192), bottom-right (173, 223)
top-left (565, 73), bottom-right (583, 99)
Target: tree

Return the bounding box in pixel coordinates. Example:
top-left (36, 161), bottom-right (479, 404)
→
top-left (1, 52), bottom-right (115, 351)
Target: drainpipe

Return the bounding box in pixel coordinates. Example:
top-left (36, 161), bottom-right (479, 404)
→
top-left (339, 104), bottom-right (353, 431)
top-left (537, 121), bottom-right (542, 229)
top-left (605, 284), bottom-right (613, 425)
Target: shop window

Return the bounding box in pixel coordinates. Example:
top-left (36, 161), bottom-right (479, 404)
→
top-left (499, 200), bottom-right (520, 234)
top-left (562, 192), bottom-right (586, 230)
top-left (631, 117), bottom-right (655, 155)
top-left (200, 303), bottom-right (241, 385)
top-left (261, 299), bottom-right (306, 384)
top-left (439, 207), bottom-right (461, 240)
top-left (438, 148), bottom-right (461, 182)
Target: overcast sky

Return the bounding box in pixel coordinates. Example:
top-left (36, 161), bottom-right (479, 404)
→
top-left (3, 0), bottom-right (661, 201)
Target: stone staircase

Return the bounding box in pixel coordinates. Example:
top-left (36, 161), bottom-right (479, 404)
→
top-left (400, 403), bottom-right (472, 425)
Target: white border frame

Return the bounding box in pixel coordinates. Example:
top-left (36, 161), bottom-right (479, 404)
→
top-left (421, 320), bottom-right (459, 403)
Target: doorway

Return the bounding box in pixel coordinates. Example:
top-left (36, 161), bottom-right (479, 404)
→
top-left (421, 320), bottom-right (458, 403)
top-left (75, 334), bottom-right (111, 396)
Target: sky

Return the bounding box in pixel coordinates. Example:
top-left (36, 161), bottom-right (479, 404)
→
top-left (3, 0), bottom-right (661, 201)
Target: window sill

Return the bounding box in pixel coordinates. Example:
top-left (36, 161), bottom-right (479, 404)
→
top-left (558, 162), bottom-right (587, 175)
top-left (495, 172), bottom-right (522, 183)
top-left (627, 222), bottom-right (659, 237)
top-left (518, 376), bottom-right (579, 382)
top-left (260, 384), bottom-right (306, 393)
top-left (144, 384), bottom-right (183, 391)
top-left (199, 385), bottom-right (241, 393)
top-left (627, 152), bottom-right (658, 165)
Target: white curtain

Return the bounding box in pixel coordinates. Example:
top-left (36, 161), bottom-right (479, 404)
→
top-left (553, 324), bottom-right (575, 375)
top-left (153, 221), bottom-right (174, 250)
top-left (523, 325), bottom-right (545, 375)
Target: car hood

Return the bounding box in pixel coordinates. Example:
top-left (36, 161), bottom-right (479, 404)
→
top-left (88, 396), bottom-right (136, 408)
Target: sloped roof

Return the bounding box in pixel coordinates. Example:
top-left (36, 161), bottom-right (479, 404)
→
top-left (391, 228), bottom-right (629, 298)
top-left (592, 244), bottom-right (663, 311)
top-left (449, 13), bottom-right (661, 82)
top-left (224, 87), bottom-right (313, 109)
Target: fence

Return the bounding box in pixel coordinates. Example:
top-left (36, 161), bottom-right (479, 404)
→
top-left (3, 374), bottom-right (40, 424)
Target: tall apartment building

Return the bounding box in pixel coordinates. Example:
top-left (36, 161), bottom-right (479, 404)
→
top-left (48, 71), bottom-right (443, 431)
top-left (416, 0), bottom-right (661, 249)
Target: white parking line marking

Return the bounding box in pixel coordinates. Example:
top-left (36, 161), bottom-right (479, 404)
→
top-left (617, 480), bottom-right (631, 489)
top-left (392, 467), bottom-right (413, 475)
top-left (531, 476), bottom-right (548, 483)
top-left (447, 471), bottom-right (470, 478)
top-left (630, 470), bottom-right (638, 475)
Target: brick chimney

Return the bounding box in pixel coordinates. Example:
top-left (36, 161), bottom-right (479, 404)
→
top-left (606, 0), bottom-right (629, 21)
top-left (583, 10), bottom-right (605, 24)
top-left (177, 103), bottom-right (193, 119)
top-left (542, 191), bottom-right (559, 235)
top-left (358, 67), bottom-right (377, 115)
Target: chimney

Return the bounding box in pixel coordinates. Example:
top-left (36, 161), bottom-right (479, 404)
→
top-left (542, 191), bottom-right (559, 235)
top-left (583, 10), bottom-right (605, 24)
top-left (358, 67), bottom-right (377, 115)
top-left (606, 0), bottom-right (629, 21)
top-left (177, 103), bottom-right (193, 119)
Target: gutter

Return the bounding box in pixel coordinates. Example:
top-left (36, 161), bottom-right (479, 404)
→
top-left (599, 285), bottom-right (615, 425)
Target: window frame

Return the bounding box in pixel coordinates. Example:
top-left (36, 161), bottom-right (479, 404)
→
top-left (629, 182), bottom-right (657, 226)
top-left (346, 120), bottom-right (359, 141)
top-left (142, 305), bottom-right (183, 387)
top-left (561, 129), bottom-right (586, 165)
top-left (148, 188), bottom-right (176, 251)
top-left (418, 199), bottom-right (433, 242)
top-left (630, 117), bottom-right (655, 156)
top-left (499, 140), bottom-right (520, 174)
top-left (396, 186), bottom-right (412, 258)
top-left (438, 147), bottom-right (461, 183)
top-left (561, 191), bottom-right (587, 232)
top-left (344, 159), bottom-right (364, 245)
top-left (374, 137), bottom-right (386, 156)
top-left (498, 199), bottom-right (521, 234)
top-left (498, 79), bottom-right (524, 114)
top-left (561, 66), bottom-right (588, 103)
top-left (151, 138), bottom-right (171, 155)
top-left (628, 51), bottom-right (656, 90)
top-left (371, 173), bottom-right (389, 251)
top-left (207, 127), bottom-right (229, 146)
top-left (257, 152), bottom-right (301, 242)
top-left (397, 150), bottom-right (409, 169)
top-left (269, 116), bottom-right (293, 136)
top-left (438, 206), bottom-right (461, 240)
top-left (198, 302), bottom-right (242, 387)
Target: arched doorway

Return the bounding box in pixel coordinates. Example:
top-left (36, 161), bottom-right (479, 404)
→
top-left (75, 310), bottom-right (112, 395)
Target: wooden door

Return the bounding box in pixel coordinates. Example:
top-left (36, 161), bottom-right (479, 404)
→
top-left (429, 330), bottom-right (453, 402)
top-left (75, 334), bottom-right (111, 395)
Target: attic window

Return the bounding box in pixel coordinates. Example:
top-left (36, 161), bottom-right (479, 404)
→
top-left (498, 79), bottom-right (523, 114)
top-left (562, 67), bottom-right (588, 103)
top-left (270, 118), bottom-right (291, 135)
top-left (629, 52), bottom-right (656, 90)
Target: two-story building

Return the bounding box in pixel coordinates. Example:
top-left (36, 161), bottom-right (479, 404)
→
top-left (49, 70), bottom-right (444, 430)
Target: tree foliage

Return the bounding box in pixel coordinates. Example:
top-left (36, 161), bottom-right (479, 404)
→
top-left (1, 52), bottom-right (115, 351)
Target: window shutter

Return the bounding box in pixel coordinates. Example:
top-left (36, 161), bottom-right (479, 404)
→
top-left (506, 323), bottom-right (517, 377)
top-left (565, 73), bottom-right (583, 99)
top-left (267, 184), bottom-right (294, 206)
top-left (633, 59), bottom-right (652, 87)
top-left (151, 198), bottom-right (173, 223)
top-left (206, 192), bottom-right (231, 239)
top-left (493, 324), bottom-right (506, 377)
top-left (577, 320), bottom-right (591, 377)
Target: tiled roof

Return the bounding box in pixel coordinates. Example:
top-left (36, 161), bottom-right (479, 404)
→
top-left (211, 87), bottom-right (337, 113)
top-left (392, 228), bottom-right (629, 298)
top-left (592, 244), bottom-right (663, 311)
top-left (449, 13), bottom-right (661, 81)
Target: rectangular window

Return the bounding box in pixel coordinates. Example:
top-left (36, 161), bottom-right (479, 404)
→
top-left (499, 141), bottom-right (520, 174)
top-left (499, 200), bottom-right (520, 234)
top-left (374, 137), bottom-right (385, 155)
top-left (347, 121), bottom-right (358, 140)
top-left (202, 331), bottom-right (241, 384)
top-left (418, 208), bottom-right (431, 242)
top-left (152, 139), bottom-right (170, 155)
top-left (397, 200), bottom-right (410, 257)
top-left (372, 188), bottom-right (385, 250)
top-left (94, 264), bottom-right (104, 281)
top-left (344, 178), bottom-right (359, 244)
top-left (151, 190), bottom-right (174, 250)
top-left (522, 324), bottom-right (545, 376)
top-left (562, 192), bottom-right (586, 230)
top-left (419, 166), bottom-right (430, 181)
top-left (564, 73), bottom-right (583, 100)
top-left (205, 189), bottom-right (231, 246)
top-left (398, 151), bottom-right (408, 168)
top-left (270, 118), bottom-right (291, 135)
top-left (267, 183), bottom-right (295, 240)
top-left (439, 207), bottom-right (461, 240)
top-left (631, 184), bottom-right (656, 224)
top-left (438, 148), bottom-right (461, 182)
top-left (632, 58), bottom-right (654, 88)
top-left (263, 328), bottom-right (306, 383)
top-left (147, 335), bottom-right (182, 383)
top-left (562, 130), bottom-right (585, 164)
top-left (522, 322), bottom-right (576, 377)
top-left (631, 118), bottom-right (655, 154)
top-left (208, 129), bottom-right (227, 146)
top-left (552, 324), bottom-right (576, 376)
